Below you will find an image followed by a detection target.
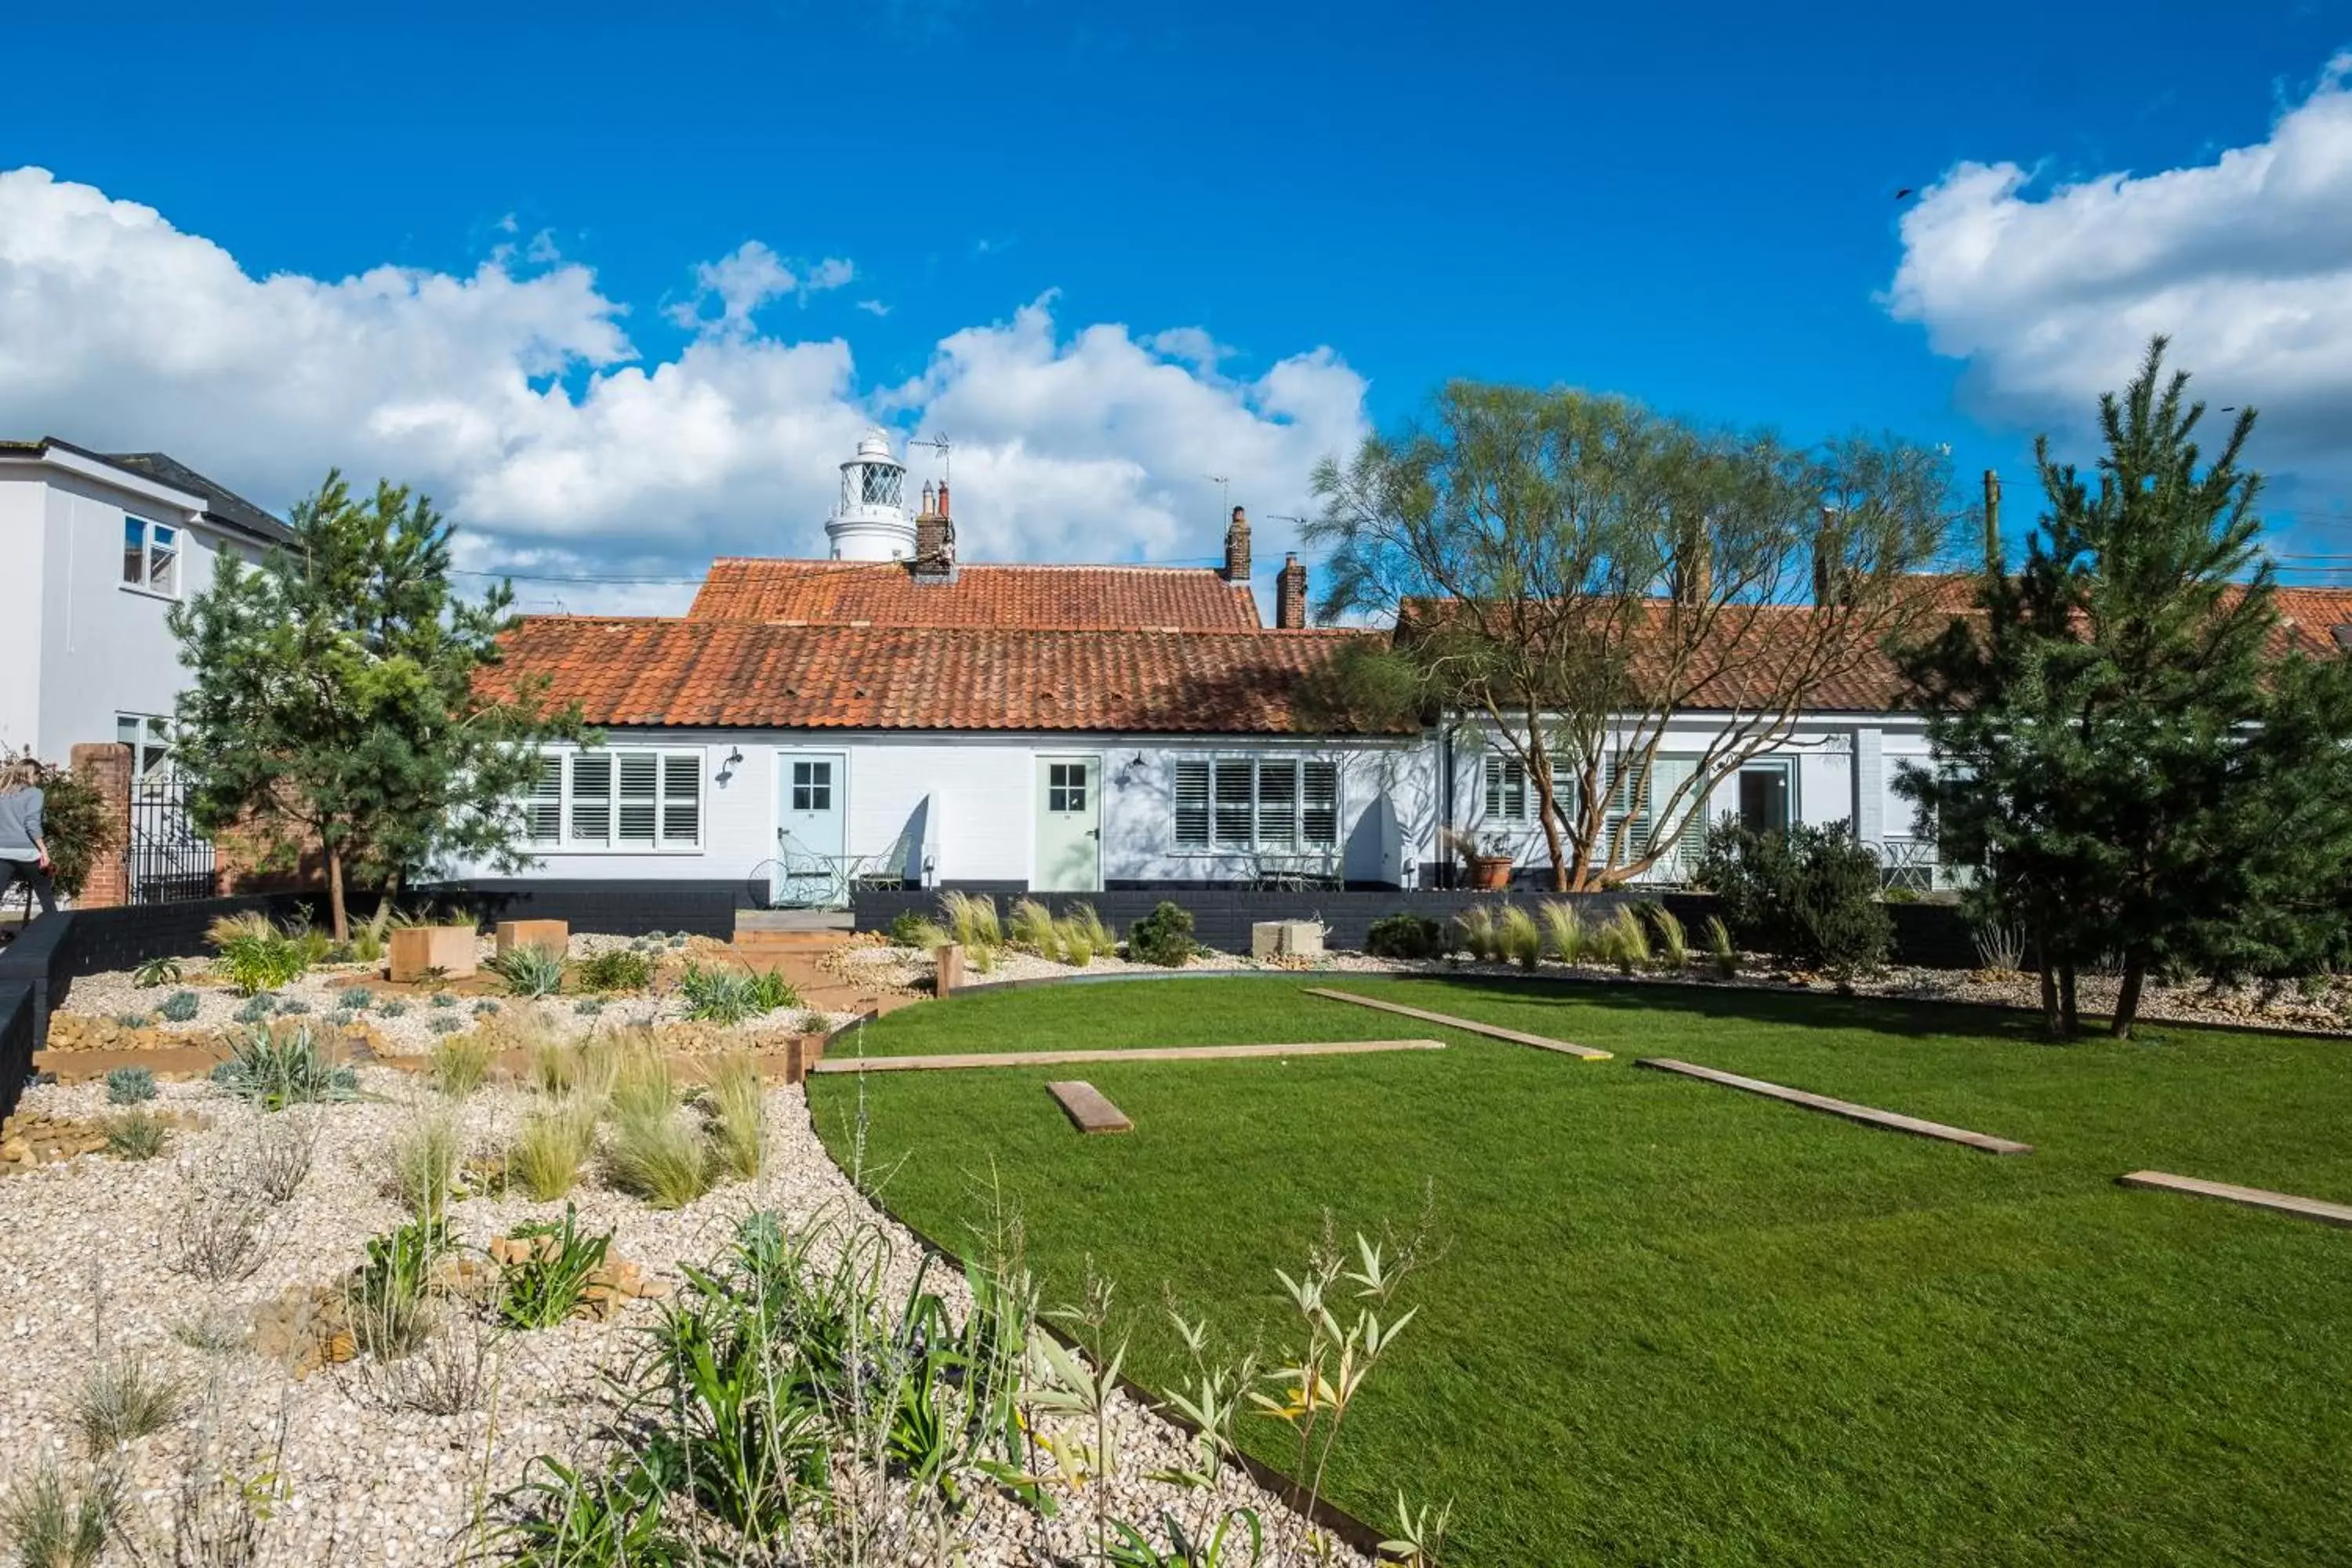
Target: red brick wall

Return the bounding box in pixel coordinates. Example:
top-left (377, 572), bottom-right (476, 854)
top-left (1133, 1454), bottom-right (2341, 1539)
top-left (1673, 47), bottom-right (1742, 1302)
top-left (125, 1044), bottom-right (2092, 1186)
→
top-left (67, 742), bottom-right (132, 909)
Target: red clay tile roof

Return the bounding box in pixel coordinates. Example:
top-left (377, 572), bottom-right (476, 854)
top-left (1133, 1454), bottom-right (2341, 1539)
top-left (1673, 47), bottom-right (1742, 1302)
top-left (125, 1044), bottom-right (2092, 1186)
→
top-left (489, 618), bottom-right (1399, 734)
top-left (688, 557), bottom-right (1262, 630)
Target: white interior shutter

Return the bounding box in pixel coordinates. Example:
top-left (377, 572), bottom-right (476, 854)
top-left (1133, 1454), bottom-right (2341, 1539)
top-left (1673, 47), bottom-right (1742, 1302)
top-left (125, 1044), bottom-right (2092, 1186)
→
top-left (1173, 760), bottom-right (1210, 846)
top-left (1303, 762), bottom-right (1339, 847)
top-left (526, 754), bottom-right (561, 843)
top-left (1258, 760), bottom-right (1298, 845)
top-left (661, 753), bottom-right (701, 846)
top-left (1213, 760), bottom-right (1254, 848)
top-left (618, 753), bottom-right (659, 844)
top-left (569, 753), bottom-right (612, 844)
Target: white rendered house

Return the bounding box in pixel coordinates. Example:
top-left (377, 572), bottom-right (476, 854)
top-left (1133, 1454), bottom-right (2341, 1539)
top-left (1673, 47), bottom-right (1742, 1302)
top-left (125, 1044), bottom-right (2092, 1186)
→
top-left (0, 439), bottom-right (291, 771)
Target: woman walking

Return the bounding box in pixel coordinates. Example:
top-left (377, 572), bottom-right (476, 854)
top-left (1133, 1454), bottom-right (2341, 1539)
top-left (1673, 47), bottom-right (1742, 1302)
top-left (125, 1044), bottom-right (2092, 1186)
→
top-left (0, 757), bottom-right (59, 922)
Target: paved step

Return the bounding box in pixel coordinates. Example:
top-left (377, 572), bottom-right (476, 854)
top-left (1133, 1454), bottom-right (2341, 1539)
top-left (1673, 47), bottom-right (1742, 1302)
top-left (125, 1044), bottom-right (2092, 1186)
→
top-left (1047, 1080), bottom-right (1133, 1134)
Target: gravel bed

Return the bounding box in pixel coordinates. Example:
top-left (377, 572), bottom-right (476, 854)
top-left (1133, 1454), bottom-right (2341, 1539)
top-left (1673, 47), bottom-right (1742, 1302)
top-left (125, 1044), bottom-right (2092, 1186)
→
top-left (842, 939), bottom-right (2352, 1036)
top-left (0, 1068), bottom-right (1372, 1566)
top-left (56, 933), bottom-right (850, 1057)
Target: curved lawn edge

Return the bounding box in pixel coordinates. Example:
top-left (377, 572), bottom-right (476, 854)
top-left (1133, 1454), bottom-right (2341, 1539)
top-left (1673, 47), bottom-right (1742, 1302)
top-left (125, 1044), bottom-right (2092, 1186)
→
top-left (793, 1086), bottom-right (1392, 1558)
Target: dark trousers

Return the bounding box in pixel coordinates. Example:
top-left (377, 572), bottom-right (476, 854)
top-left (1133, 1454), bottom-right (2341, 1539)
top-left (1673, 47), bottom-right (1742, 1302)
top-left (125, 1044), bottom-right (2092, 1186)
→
top-left (0, 858), bottom-right (57, 919)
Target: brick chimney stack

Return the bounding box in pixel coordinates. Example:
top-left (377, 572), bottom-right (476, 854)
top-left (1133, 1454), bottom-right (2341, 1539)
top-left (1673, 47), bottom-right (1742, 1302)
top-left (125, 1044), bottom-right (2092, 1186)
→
top-left (1276, 553), bottom-right (1308, 629)
top-left (1223, 505), bottom-right (1251, 583)
top-left (913, 479), bottom-right (956, 581)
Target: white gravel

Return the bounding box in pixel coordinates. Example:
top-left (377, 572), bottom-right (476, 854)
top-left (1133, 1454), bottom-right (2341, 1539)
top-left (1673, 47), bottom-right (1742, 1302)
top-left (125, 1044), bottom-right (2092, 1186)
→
top-left (0, 1066), bottom-right (1373, 1566)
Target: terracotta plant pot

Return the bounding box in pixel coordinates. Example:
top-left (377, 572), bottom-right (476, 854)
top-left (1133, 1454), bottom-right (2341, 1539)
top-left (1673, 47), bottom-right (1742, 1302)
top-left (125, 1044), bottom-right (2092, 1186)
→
top-left (1467, 855), bottom-right (1515, 891)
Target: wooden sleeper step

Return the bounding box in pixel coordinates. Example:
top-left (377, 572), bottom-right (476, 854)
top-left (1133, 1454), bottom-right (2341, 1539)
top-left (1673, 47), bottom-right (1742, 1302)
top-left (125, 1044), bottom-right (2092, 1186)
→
top-left (1634, 1058), bottom-right (2033, 1154)
top-left (1047, 1080), bottom-right (1132, 1134)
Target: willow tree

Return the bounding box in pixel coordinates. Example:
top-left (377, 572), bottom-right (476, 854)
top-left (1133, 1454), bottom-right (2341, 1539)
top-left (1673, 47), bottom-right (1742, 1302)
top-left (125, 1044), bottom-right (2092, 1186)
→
top-left (1305, 381), bottom-right (1958, 890)
top-left (169, 472), bottom-right (588, 938)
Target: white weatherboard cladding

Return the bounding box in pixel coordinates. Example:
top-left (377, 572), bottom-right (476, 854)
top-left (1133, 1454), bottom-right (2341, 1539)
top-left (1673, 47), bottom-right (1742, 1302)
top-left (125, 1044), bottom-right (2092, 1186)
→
top-left (0, 478), bottom-right (46, 757)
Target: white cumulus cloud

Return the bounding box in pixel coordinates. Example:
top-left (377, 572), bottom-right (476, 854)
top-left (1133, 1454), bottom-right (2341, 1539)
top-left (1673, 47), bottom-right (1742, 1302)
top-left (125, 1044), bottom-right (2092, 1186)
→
top-left (1886, 53), bottom-right (2352, 506)
top-left (0, 168), bottom-right (1367, 612)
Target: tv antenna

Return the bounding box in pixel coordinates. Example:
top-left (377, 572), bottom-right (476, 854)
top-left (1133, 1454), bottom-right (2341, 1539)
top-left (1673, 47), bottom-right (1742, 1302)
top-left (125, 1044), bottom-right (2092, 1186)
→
top-left (1204, 474), bottom-right (1230, 514)
top-left (913, 433), bottom-right (953, 486)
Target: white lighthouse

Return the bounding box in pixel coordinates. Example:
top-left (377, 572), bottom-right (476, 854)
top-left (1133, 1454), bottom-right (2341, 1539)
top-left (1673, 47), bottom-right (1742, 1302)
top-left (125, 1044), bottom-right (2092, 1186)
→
top-left (824, 430), bottom-right (915, 561)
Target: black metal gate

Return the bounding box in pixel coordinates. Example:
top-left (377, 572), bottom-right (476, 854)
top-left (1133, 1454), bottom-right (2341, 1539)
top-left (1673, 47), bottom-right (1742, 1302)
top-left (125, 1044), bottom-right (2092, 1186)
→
top-left (129, 775), bottom-right (216, 904)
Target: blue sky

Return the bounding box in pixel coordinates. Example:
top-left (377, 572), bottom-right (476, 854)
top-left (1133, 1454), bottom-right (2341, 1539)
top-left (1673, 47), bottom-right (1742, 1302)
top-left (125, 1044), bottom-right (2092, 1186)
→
top-left (5, 0), bottom-right (2350, 605)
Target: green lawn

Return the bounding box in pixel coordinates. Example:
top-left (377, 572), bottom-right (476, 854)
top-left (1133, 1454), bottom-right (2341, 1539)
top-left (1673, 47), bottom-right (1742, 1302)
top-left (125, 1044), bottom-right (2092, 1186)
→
top-left (808, 976), bottom-right (2352, 1567)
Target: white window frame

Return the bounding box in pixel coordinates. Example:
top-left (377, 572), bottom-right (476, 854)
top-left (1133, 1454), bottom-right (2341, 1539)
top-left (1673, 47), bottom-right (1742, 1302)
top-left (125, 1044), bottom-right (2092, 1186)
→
top-left (524, 747), bottom-right (704, 853)
top-left (1169, 755), bottom-right (1341, 854)
top-left (1483, 754), bottom-right (1530, 822)
top-left (122, 515), bottom-right (182, 598)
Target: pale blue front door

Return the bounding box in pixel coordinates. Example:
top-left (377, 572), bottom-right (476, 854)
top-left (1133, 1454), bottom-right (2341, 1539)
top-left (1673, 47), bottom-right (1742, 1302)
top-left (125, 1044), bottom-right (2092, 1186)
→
top-left (775, 751), bottom-right (847, 906)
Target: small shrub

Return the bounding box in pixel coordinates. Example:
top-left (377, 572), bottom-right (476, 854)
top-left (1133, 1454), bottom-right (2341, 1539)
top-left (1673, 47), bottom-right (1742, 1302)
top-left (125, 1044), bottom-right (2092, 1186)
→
top-left (378, 999), bottom-right (410, 1019)
top-left (104, 1066), bottom-right (156, 1105)
top-left (573, 948), bottom-right (654, 993)
top-left (1127, 901), bottom-right (1198, 967)
top-left (1537, 901), bottom-right (1583, 964)
top-left (339, 987), bottom-right (375, 1011)
top-left (1645, 904), bottom-right (1690, 971)
top-left (1696, 818), bottom-right (1893, 978)
top-left (428, 1012), bottom-right (466, 1036)
top-left (377, 1312), bottom-right (497, 1416)
top-left (704, 1052), bottom-right (765, 1182)
top-left (167, 1172), bottom-right (269, 1283)
top-left (604, 1109), bottom-right (714, 1210)
top-left (510, 1101), bottom-right (600, 1202)
top-left (275, 996), bottom-right (311, 1016)
top-left (490, 944), bottom-right (566, 999)
top-left (940, 890), bottom-right (1004, 949)
top-left (1008, 897), bottom-right (1059, 956)
top-left (209, 912), bottom-right (309, 996)
top-left (74, 1352), bottom-right (187, 1453)
top-left (1704, 915), bottom-right (1740, 978)
top-left (1455, 905), bottom-right (1499, 963)
top-left (132, 956), bottom-right (183, 989)
top-left (496, 1205), bottom-right (612, 1330)
top-left (211, 1024), bottom-right (355, 1110)
top-left (573, 998), bottom-right (604, 1018)
top-left (1972, 918), bottom-right (2027, 975)
top-left (112, 1011), bottom-right (154, 1030)
top-left (473, 999), bottom-right (501, 1017)
top-left (1365, 913), bottom-right (1448, 960)
top-left (156, 989), bottom-right (201, 1024)
top-left (392, 1112), bottom-right (459, 1221)
top-left (2, 1461), bottom-right (122, 1568)
top-left (230, 996), bottom-right (272, 1025)
top-left (1498, 905), bottom-right (1544, 970)
top-left (350, 924), bottom-right (385, 965)
top-left (104, 1109), bottom-right (170, 1161)
top-left (430, 1035), bottom-right (494, 1098)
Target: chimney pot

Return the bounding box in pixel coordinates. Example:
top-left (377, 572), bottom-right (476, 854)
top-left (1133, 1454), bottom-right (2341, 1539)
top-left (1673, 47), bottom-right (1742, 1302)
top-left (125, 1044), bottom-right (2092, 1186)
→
top-left (1223, 504), bottom-right (1252, 584)
top-left (1276, 551), bottom-right (1308, 629)
top-left (937, 481), bottom-right (950, 519)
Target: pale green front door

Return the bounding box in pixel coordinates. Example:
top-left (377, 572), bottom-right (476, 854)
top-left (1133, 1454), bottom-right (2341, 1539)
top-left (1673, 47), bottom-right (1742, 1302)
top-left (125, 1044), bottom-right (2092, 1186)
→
top-left (1034, 756), bottom-right (1101, 892)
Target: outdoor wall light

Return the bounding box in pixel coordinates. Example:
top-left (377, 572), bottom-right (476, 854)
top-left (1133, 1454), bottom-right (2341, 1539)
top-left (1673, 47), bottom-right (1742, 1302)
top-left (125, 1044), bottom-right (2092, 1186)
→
top-left (716, 747), bottom-right (745, 786)
top-left (1119, 753), bottom-right (1146, 785)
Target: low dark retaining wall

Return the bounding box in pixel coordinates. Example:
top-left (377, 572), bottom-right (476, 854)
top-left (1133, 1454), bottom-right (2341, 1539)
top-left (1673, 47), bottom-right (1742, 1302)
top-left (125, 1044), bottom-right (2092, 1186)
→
top-left (0, 982), bottom-right (33, 1120)
top-left (855, 886), bottom-right (1976, 970)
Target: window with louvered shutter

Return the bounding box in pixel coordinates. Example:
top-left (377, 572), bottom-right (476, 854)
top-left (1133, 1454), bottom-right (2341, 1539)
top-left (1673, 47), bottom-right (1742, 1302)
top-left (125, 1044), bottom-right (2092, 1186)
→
top-left (1213, 760), bottom-right (1254, 848)
top-left (661, 754), bottom-right (701, 846)
top-left (1173, 760), bottom-right (1210, 846)
top-left (1257, 761), bottom-right (1298, 845)
top-left (618, 753), bottom-right (659, 844)
top-left (526, 755), bottom-right (561, 844)
top-left (570, 753), bottom-right (612, 844)
top-left (1303, 762), bottom-right (1338, 846)
top-left (1484, 756), bottom-right (1528, 820)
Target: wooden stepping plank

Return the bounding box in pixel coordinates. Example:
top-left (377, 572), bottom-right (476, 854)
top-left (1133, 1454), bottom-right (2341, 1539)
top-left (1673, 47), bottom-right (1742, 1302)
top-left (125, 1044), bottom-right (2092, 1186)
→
top-left (2118, 1170), bottom-right (2352, 1229)
top-left (1048, 1080), bottom-right (1132, 1134)
top-left (1303, 988), bottom-right (1613, 1060)
top-left (810, 1038), bottom-right (1446, 1073)
top-left (1634, 1058), bottom-right (2034, 1154)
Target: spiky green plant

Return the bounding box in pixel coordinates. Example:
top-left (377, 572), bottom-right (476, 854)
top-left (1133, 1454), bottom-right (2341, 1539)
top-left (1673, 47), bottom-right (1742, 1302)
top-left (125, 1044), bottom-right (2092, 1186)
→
top-left (1606, 906), bottom-right (1650, 976)
top-left (1704, 914), bottom-right (1740, 978)
top-left (1538, 901), bottom-right (1583, 964)
top-left (210, 1024), bottom-right (357, 1110)
top-left (392, 1111), bottom-right (460, 1222)
top-left (1, 1461), bottom-right (121, 1568)
top-left (490, 944), bottom-right (566, 999)
top-left (74, 1352), bottom-right (187, 1452)
top-left (1498, 906), bottom-right (1544, 970)
top-left (429, 1034), bottom-right (494, 1098)
top-left (104, 1067), bottom-right (157, 1105)
top-left (1454, 905), bottom-right (1498, 963)
top-left (510, 1101), bottom-right (601, 1202)
top-left (704, 1052), bottom-right (766, 1182)
top-left (940, 890), bottom-right (1004, 949)
top-left (604, 1109), bottom-right (714, 1210)
top-left (1007, 897), bottom-right (1060, 957)
top-left (1646, 905), bottom-right (1690, 971)
top-left (131, 956), bottom-right (183, 989)
top-left (104, 1109), bottom-right (171, 1162)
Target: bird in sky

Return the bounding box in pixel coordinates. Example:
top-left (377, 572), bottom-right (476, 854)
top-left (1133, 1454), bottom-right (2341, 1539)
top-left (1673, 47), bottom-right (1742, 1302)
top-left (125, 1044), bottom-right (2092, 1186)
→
top-left (1895, 187), bottom-right (1915, 199)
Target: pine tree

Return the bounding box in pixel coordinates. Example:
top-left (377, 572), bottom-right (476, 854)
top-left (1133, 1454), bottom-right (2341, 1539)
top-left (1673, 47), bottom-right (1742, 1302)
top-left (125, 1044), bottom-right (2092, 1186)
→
top-left (1896, 338), bottom-right (2352, 1037)
top-left (168, 473), bottom-right (589, 938)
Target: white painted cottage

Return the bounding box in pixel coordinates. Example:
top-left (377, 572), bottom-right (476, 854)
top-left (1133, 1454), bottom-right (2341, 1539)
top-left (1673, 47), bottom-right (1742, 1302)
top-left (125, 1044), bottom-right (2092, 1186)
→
top-left (468, 431), bottom-right (1980, 903)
